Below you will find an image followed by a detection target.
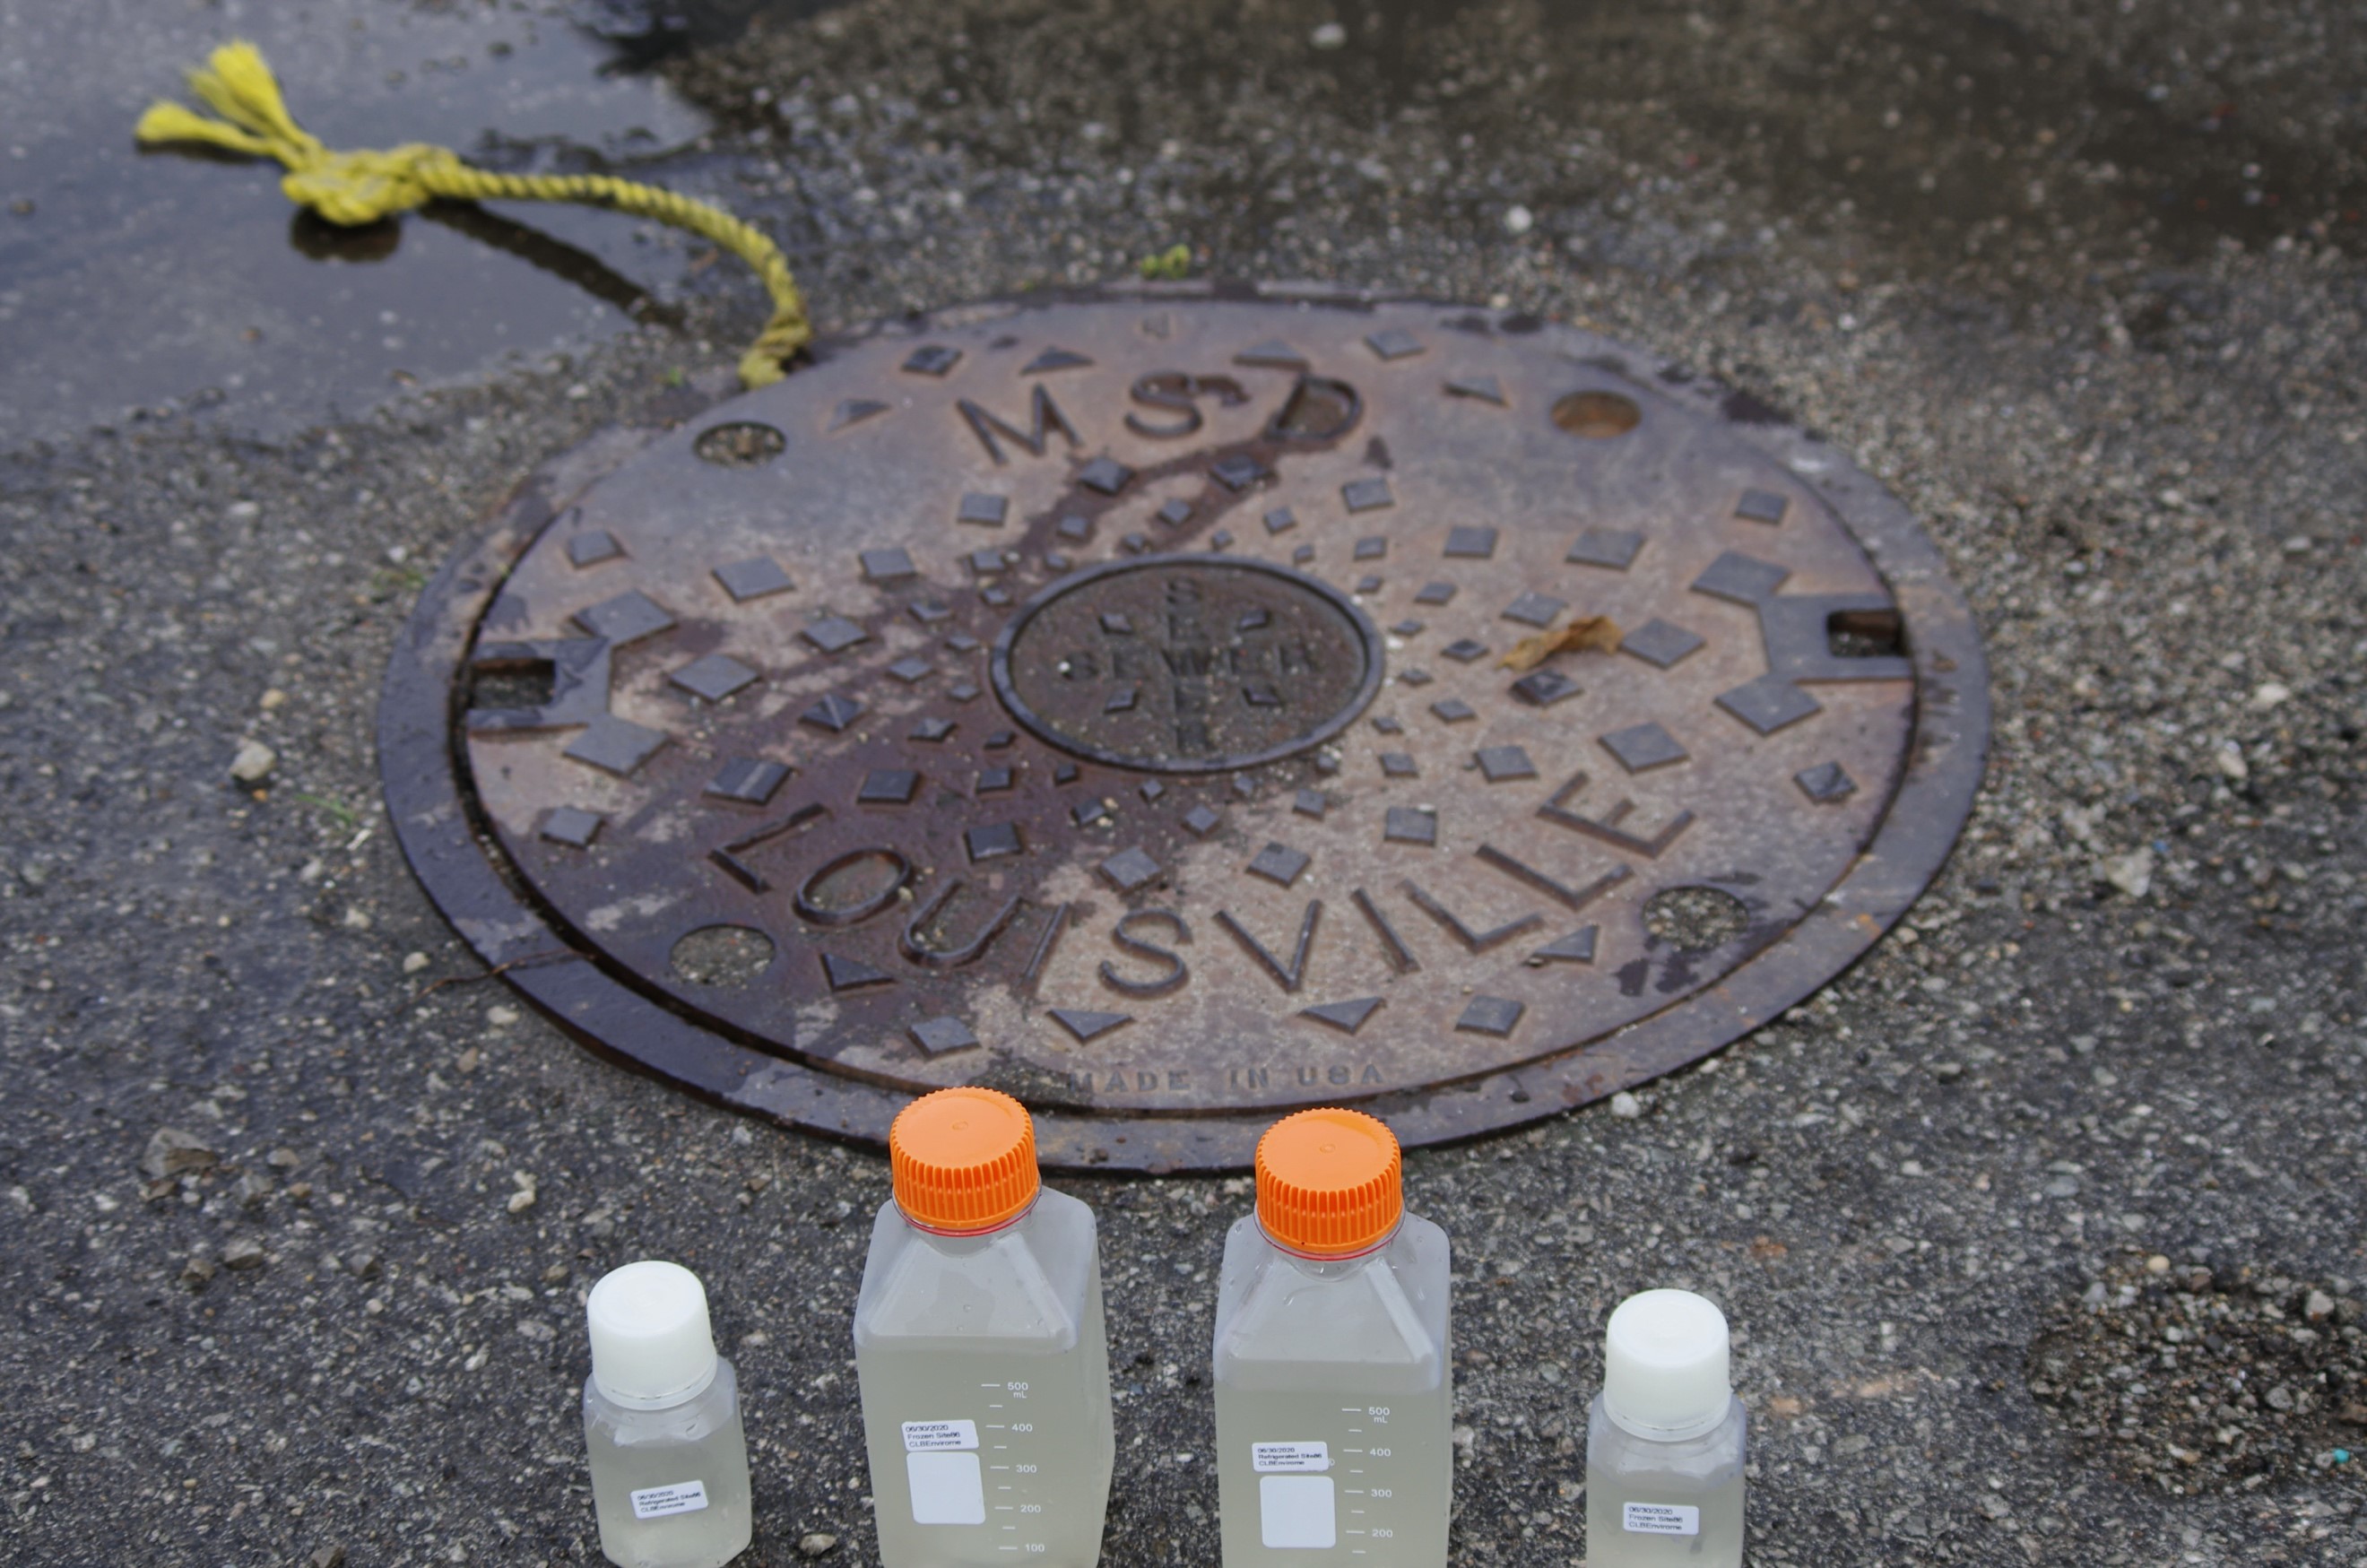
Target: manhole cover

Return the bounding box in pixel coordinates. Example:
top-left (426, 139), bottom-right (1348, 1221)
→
top-left (381, 288), bottom-right (1987, 1171)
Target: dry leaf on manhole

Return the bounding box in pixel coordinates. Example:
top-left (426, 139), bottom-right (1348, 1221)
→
top-left (1499, 615), bottom-right (1621, 671)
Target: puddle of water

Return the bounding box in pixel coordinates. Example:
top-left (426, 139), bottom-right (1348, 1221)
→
top-left (915, 0), bottom-right (2354, 290)
top-left (0, 0), bottom-right (728, 446)
top-left (8, 0), bottom-right (2352, 448)
top-left (1654, 2), bottom-right (2367, 268)
top-left (578, 0), bottom-right (848, 71)
top-left (1338, 0), bottom-right (2367, 270)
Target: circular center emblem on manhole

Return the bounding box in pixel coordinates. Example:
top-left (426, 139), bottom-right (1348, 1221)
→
top-left (993, 559), bottom-right (1383, 774)
top-left (381, 291), bottom-right (1988, 1171)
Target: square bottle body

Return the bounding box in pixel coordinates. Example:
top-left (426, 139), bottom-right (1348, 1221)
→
top-left (583, 1357), bottom-right (752, 1568)
top-left (1584, 1392), bottom-right (1746, 1567)
top-left (1211, 1214), bottom-right (1452, 1568)
top-left (854, 1188), bottom-right (1116, 1568)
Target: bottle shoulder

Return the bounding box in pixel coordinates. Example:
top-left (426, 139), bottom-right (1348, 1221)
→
top-left (584, 1356), bottom-right (740, 1442)
top-left (854, 1190), bottom-right (1099, 1347)
top-left (1390, 1212), bottom-right (1452, 1278)
top-left (1212, 1212), bottom-right (1450, 1375)
top-left (1585, 1392), bottom-right (1747, 1479)
top-left (1217, 1210), bottom-right (1449, 1277)
top-left (861, 1188), bottom-right (1096, 1260)
top-left (1024, 1185), bottom-right (1098, 1248)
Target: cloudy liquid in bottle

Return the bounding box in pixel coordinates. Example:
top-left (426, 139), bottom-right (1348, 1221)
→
top-left (585, 1362), bottom-right (752, 1568)
top-left (1583, 1289), bottom-right (1746, 1568)
top-left (854, 1089), bottom-right (1114, 1568)
top-left (581, 1260), bottom-right (752, 1567)
top-left (1213, 1109), bottom-right (1452, 1568)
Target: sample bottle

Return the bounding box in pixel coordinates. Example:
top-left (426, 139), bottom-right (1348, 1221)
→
top-left (1212, 1107), bottom-right (1452, 1568)
top-left (1584, 1288), bottom-right (1747, 1567)
top-left (854, 1087), bottom-right (1115, 1568)
top-left (581, 1260), bottom-right (753, 1568)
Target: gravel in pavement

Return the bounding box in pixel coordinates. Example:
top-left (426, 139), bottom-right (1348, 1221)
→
top-left (2, 2), bottom-right (2363, 1564)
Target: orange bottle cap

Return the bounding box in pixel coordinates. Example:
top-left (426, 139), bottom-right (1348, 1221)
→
top-left (889, 1087), bottom-right (1041, 1234)
top-left (1254, 1107), bottom-right (1403, 1257)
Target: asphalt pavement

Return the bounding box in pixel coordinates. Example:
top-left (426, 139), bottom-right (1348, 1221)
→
top-left (1, 1), bottom-right (2363, 1564)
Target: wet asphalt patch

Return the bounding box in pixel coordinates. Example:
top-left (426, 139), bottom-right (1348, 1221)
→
top-left (2030, 1257), bottom-right (2365, 1494)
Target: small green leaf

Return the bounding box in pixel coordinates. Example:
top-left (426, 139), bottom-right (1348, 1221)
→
top-left (1138, 243), bottom-right (1193, 281)
top-left (293, 793), bottom-right (360, 830)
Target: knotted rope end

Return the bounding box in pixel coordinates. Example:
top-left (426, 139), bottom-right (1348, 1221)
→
top-left (186, 41), bottom-right (312, 149)
top-left (134, 101), bottom-right (238, 150)
top-left (140, 39), bottom-right (811, 389)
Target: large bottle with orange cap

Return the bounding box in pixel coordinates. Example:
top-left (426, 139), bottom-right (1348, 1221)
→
top-left (1213, 1108), bottom-right (1452, 1567)
top-left (854, 1087), bottom-right (1115, 1568)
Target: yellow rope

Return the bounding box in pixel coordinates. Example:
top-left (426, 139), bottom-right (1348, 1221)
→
top-left (135, 40), bottom-right (810, 387)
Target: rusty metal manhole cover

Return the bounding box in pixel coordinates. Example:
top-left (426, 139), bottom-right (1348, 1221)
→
top-left (381, 288), bottom-right (1988, 1171)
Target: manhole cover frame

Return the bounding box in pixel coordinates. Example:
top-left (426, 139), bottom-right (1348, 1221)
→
top-left (378, 282), bottom-right (1990, 1173)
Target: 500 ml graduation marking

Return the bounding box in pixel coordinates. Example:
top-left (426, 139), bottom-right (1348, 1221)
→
top-left (382, 290), bottom-right (1988, 1172)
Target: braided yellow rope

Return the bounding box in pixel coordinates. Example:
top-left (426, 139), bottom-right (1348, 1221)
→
top-left (135, 40), bottom-right (810, 387)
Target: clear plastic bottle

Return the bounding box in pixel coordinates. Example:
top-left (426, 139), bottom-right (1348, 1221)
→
top-left (854, 1087), bottom-right (1115, 1568)
top-left (1213, 1107), bottom-right (1452, 1568)
top-left (1584, 1288), bottom-right (1747, 1567)
top-left (581, 1260), bottom-right (753, 1568)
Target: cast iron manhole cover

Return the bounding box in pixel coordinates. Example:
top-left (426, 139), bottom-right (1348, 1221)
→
top-left (382, 288), bottom-right (1988, 1171)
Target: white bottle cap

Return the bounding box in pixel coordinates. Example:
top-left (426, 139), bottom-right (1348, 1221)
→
top-left (585, 1260), bottom-right (720, 1409)
top-left (1602, 1288), bottom-right (1732, 1442)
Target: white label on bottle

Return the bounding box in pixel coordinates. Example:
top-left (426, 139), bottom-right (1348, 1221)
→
top-left (1252, 1441), bottom-right (1331, 1473)
top-left (1259, 1474), bottom-right (1337, 1548)
top-left (1622, 1501), bottom-right (1701, 1536)
top-left (901, 1419), bottom-right (980, 1452)
top-left (629, 1479), bottom-right (709, 1520)
top-left (907, 1451), bottom-right (986, 1525)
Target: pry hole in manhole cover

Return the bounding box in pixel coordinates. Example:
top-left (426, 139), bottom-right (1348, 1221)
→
top-left (671, 924), bottom-right (776, 986)
top-left (1829, 607), bottom-right (1906, 659)
top-left (467, 653), bottom-right (554, 712)
top-left (1643, 886), bottom-right (1751, 951)
top-left (1552, 390), bottom-right (1643, 438)
top-left (692, 420), bottom-right (786, 466)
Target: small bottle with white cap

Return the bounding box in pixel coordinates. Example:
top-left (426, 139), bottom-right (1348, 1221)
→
top-left (1584, 1288), bottom-right (1746, 1567)
top-left (582, 1260), bottom-right (753, 1567)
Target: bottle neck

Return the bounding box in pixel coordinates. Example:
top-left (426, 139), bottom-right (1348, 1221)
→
top-left (899, 1193), bottom-right (1039, 1252)
top-left (1259, 1216), bottom-right (1400, 1276)
top-left (594, 1355), bottom-right (719, 1412)
top-left (1601, 1390), bottom-right (1731, 1444)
